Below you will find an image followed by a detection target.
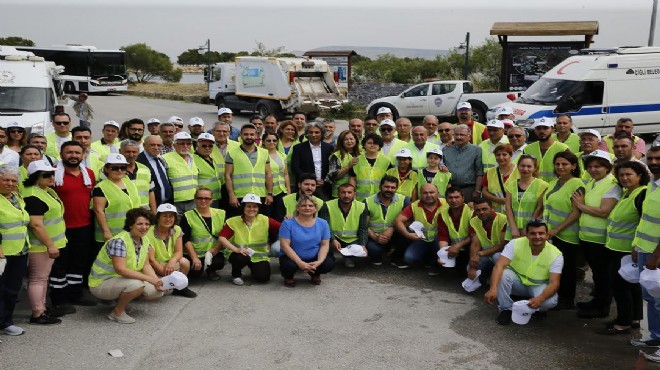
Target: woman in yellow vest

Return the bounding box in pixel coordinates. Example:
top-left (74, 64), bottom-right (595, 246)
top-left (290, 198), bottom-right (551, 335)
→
top-left (327, 130), bottom-right (360, 199)
top-left (23, 160), bottom-right (66, 325)
top-left (276, 121), bottom-right (299, 156)
top-left (147, 203), bottom-right (197, 298)
top-left (262, 130), bottom-right (291, 209)
top-left (92, 154), bottom-right (140, 244)
top-left (350, 133), bottom-right (392, 201)
top-left (89, 208), bottom-right (164, 324)
top-left (417, 148), bottom-right (451, 198)
top-left (505, 154), bottom-right (548, 240)
top-left (0, 165), bottom-right (31, 335)
top-left (599, 161), bottom-right (649, 334)
top-left (386, 148), bottom-right (419, 201)
top-left (572, 150), bottom-right (620, 319)
top-left (182, 187), bottom-right (227, 281)
top-left (482, 144), bottom-right (518, 214)
top-left (218, 194), bottom-right (281, 286)
top-left (542, 150), bottom-right (584, 310)
top-left (18, 145), bottom-right (42, 194)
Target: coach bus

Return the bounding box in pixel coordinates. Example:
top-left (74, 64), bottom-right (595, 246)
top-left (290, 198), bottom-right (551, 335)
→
top-left (16, 45), bottom-right (128, 93)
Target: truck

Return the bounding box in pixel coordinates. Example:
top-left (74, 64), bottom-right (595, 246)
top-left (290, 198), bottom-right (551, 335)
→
top-left (0, 45), bottom-right (65, 135)
top-left (365, 80), bottom-right (518, 123)
top-left (491, 46), bottom-right (660, 137)
top-left (206, 56), bottom-right (346, 119)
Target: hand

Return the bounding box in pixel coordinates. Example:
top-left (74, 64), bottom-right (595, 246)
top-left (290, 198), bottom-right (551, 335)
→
top-left (447, 245), bottom-right (460, 258)
top-left (646, 255), bottom-right (660, 270)
top-left (377, 234), bottom-right (390, 244)
top-left (467, 267), bottom-right (479, 280)
top-left (103, 230), bottom-right (113, 242)
top-left (229, 195), bottom-right (240, 208)
top-left (192, 257), bottom-right (202, 271)
top-left (469, 254), bottom-right (480, 269)
top-left (265, 195), bottom-right (273, 205)
top-left (361, 245), bottom-right (368, 256)
top-left (47, 246), bottom-right (60, 259)
top-left (239, 248), bottom-right (250, 257)
top-left (546, 229), bottom-right (557, 240)
top-left (297, 260), bottom-right (314, 273)
top-left (510, 229), bottom-right (520, 239)
top-left (316, 179), bottom-right (325, 186)
top-left (484, 289), bottom-right (497, 304)
top-left (439, 165), bottom-right (449, 173)
top-left (0, 258), bottom-right (6, 276)
top-left (631, 249), bottom-right (638, 264)
top-left (528, 296), bottom-right (544, 309)
top-left (150, 276), bottom-right (165, 291)
top-left (308, 260), bottom-right (321, 270)
top-left (349, 157), bottom-right (359, 167)
top-left (472, 191), bottom-right (481, 199)
top-left (164, 261), bottom-right (177, 275)
top-left (332, 240), bottom-right (342, 252)
top-left (408, 232), bottom-right (424, 241)
top-left (571, 191), bottom-right (585, 206)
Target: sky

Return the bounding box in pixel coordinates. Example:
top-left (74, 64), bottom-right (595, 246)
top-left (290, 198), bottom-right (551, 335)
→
top-left (3, 0), bottom-right (657, 60)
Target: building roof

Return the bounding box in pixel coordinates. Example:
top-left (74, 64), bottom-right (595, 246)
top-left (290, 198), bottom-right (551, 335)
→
top-left (490, 21), bottom-right (599, 37)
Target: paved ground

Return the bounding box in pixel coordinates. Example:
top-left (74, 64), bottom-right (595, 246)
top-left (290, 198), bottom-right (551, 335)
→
top-left (4, 94), bottom-right (654, 369)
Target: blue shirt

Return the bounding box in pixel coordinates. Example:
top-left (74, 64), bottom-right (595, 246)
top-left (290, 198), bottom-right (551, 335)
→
top-left (279, 217), bottom-right (331, 260)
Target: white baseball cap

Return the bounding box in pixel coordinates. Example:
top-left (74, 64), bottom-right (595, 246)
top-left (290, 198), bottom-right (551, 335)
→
top-left (640, 268), bottom-right (660, 298)
top-left (426, 148), bottom-right (443, 157)
top-left (461, 269), bottom-right (482, 293)
top-left (584, 149), bottom-right (612, 164)
top-left (156, 203), bottom-right (177, 214)
top-left (618, 255), bottom-right (640, 284)
top-left (376, 107), bottom-right (392, 115)
top-left (161, 271), bottom-right (188, 290)
top-left (339, 244), bottom-right (368, 257)
top-left (242, 193), bottom-right (262, 204)
top-left (486, 120), bottom-right (505, 129)
top-left (188, 117), bottom-right (204, 126)
top-left (103, 120), bottom-right (120, 129)
top-left (531, 117), bottom-right (555, 128)
top-left (147, 118), bottom-right (161, 125)
top-left (457, 102), bottom-right (472, 110)
top-left (579, 129), bottom-right (602, 142)
top-left (395, 148), bottom-right (413, 159)
top-left (379, 119), bottom-right (396, 128)
top-left (437, 246), bottom-right (456, 268)
top-left (197, 133), bottom-right (215, 142)
top-left (105, 153), bottom-right (129, 165)
top-left (501, 119), bottom-right (515, 128)
top-left (512, 300), bottom-right (538, 325)
top-left (27, 160), bottom-right (55, 175)
top-left (218, 107), bottom-right (233, 116)
top-left (4, 121), bottom-right (22, 129)
top-left (173, 132), bottom-right (193, 142)
top-left (497, 106), bottom-right (514, 116)
top-left (168, 116), bottom-right (184, 124)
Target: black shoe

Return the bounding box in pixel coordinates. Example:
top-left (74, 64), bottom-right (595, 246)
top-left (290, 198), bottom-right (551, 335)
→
top-left (550, 302), bottom-right (575, 311)
top-left (49, 304), bottom-right (76, 316)
top-left (532, 311), bottom-right (548, 320)
top-left (497, 310), bottom-right (512, 325)
top-left (577, 308), bottom-right (609, 319)
top-left (603, 320), bottom-right (641, 330)
top-left (172, 287), bottom-right (197, 298)
top-left (390, 260), bottom-right (409, 269)
top-left (597, 326), bottom-right (631, 335)
top-left (70, 296), bottom-right (98, 307)
top-left (576, 300), bottom-right (597, 310)
top-left (29, 314), bottom-right (61, 326)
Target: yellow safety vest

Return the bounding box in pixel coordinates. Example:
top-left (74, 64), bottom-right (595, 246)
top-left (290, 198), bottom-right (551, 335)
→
top-left (94, 178), bottom-right (140, 242)
top-left (130, 162), bottom-right (152, 208)
top-left (469, 212), bottom-right (507, 250)
top-left (211, 140), bottom-right (240, 186)
top-left (410, 200), bottom-right (445, 242)
top-left (194, 154), bottom-right (221, 201)
top-left (45, 132), bottom-right (71, 160)
top-left (523, 141), bottom-right (570, 183)
top-left (228, 146), bottom-right (268, 198)
top-left (23, 186), bottom-right (67, 253)
top-left (405, 142), bottom-right (441, 170)
top-left (485, 167), bottom-right (520, 214)
top-left (479, 136), bottom-right (510, 170)
top-left (577, 151), bottom-right (615, 184)
top-left (282, 194), bottom-right (324, 218)
top-left (606, 186), bottom-right (646, 252)
top-left (417, 169), bottom-right (452, 198)
top-left (162, 152), bottom-right (199, 202)
top-left (326, 199), bottom-right (365, 243)
top-left (633, 182), bottom-right (660, 253)
top-left (462, 121), bottom-right (486, 145)
top-left (90, 138), bottom-right (120, 162)
top-left (269, 151), bottom-right (288, 196)
top-left (17, 166), bottom-right (27, 195)
top-left (544, 177), bottom-right (584, 244)
top-left (382, 138), bottom-right (408, 165)
top-left (505, 178), bottom-right (549, 240)
top-left (508, 237), bottom-right (562, 286)
top-left (354, 153), bottom-right (391, 201)
top-left (0, 193), bottom-right (29, 256)
top-left (386, 168), bottom-right (419, 199)
top-left (579, 174), bottom-right (618, 244)
top-left (439, 204), bottom-right (472, 245)
top-left (184, 208), bottom-right (226, 257)
top-left (365, 194), bottom-right (406, 234)
top-left (226, 215), bottom-right (270, 263)
top-left (551, 133), bottom-right (580, 153)
top-left (88, 231), bottom-right (148, 288)
top-left (147, 225), bottom-right (183, 263)
top-left (330, 152), bottom-right (353, 198)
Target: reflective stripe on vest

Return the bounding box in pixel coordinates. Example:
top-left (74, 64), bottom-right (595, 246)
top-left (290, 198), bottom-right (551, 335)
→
top-left (440, 204), bottom-right (472, 245)
top-left (194, 154), bottom-right (221, 200)
top-left (228, 146), bottom-right (268, 197)
top-left (485, 166), bottom-right (519, 214)
top-left (470, 212), bottom-right (507, 250)
top-left (508, 238), bottom-right (562, 286)
top-left (386, 168), bottom-right (418, 199)
top-left (184, 208), bottom-right (226, 256)
top-left (23, 186), bottom-right (67, 252)
top-left (163, 152), bottom-right (199, 202)
top-left (606, 187), bottom-right (646, 252)
top-left (331, 152), bottom-right (353, 197)
top-left (88, 231), bottom-right (148, 288)
top-left (633, 183), bottom-right (660, 253)
top-left (354, 154), bottom-right (391, 201)
top-left (578, 174), bottom-right (618, 244)
top-left (505, 178), bottom-right (549, 240)
top-left (147, 225), bottom-right (183, 263)
top-left (327, 199), bottom-right (365, 243)
top-left (270, 151), bottom-right (288, 196)
top-left (94, 178), bottom-right (140, 242)
top-left (523, 141), bottom-right (570, 183)
top-left (366, 194), bottom-right (406, 234)
top-left (544, 177), bottom-right (583, 244)
top-left (133, 162), bottom-right (152, 207)
top-left (411, 200), bottom-right (444, 242)
top-left (0, 193), bottom-right (29, 255)
top-left (226, 215), bottom-right (270, 262)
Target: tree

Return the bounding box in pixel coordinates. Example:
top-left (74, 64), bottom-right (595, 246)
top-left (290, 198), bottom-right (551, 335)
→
top-left (121, 43), bottom-right (181, 83)
top-left (0, 36), bottom-right (35, 46)
top-left (252, 41), bottom-right (285, 57)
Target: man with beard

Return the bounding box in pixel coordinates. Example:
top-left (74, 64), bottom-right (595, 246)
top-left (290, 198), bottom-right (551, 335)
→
top-left (523, 117), bottom-right (568, 183)
top-left (137, 135), bottom-right (173, 206)
top-left (466, 198), bottom-right (507, 282)
top-left (50, 141), bottom-right (98, 315)
top-left (365, 175), bottom-right (410, 265)
top-left (45, 113), bottom-right (73, 161)
top-left (225, 124), bottom-right (274, 217)
top-left (162, 132), bottom-right (199, 215)
top-left (436, 188), bottom-right (473, 272)
top-left (121, 140), bottom-right (156, 213)
top-left (290, 122), bottom-right (333, 199)
top-left (71, 126), bottom-right (103, 177)
top-left (405, 126), bottom-right (440, 170)
top-left (264, 114), bottom-right (278, 132)
top-left (456, 102), bottom-right (488, 145)
top-left (123, 118), bottom-right (145, 152)
top-left (90, 120), bottom-right (121, 162)
top-left (272, 173), bottom-right (324, 222)
top-left (159, 122), bottom-right (176, 154)
top-left (379, 119), bottom-right (407, 164)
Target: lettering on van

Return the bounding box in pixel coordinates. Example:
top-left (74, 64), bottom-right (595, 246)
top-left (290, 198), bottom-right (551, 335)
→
top-left (626, 68), bottom-right (660, 76)
top-left (0, 71), bottom-right (15, 84)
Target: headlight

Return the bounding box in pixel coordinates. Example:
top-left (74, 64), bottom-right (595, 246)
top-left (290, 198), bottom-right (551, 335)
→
top-left (516, 119), bottom-right (535, 128)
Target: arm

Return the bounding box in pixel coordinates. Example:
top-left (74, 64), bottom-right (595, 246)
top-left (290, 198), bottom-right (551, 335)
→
top-left (92, 196), bottom-right (113, 241)
top-left (279, 236), bottom-right (313, 272)
top-left (28, 215), bottom-right (59, 259)
top-left (484, 255), bottom-right (512, 304)
top-left (264, 163), bottom-right (274, 205)
top-left (113, 255), bottom-right (162, 287)
top-left (504, 191), bottom-right (519, 238)
top-left (547, 204), bottom-right (581, 240)
top-left (224, 163), bottom-right (239, 207)
top-left (468, 232), bottom-right (481, 270)
top-left (394, 213), bottom-right (421, 241)
top-left (532, 189), bottom-right (547, 220)
top-left (290, 146), bottom-right (303, 180)
top-left (528, 272), bottom-right (561, 309)
top-left (283, 163), bottom-right (292, 194)
top-left (480, 226), bottom-right (506, 257)
top-left (147, 248), bottom-right (166, 276)
top-left (164, 235), bottom-right (184, 275)
top-left (357, 207), bottom-right (369, 247)
top-left (572, 193), bottom-right (618, 218)
top-left (410, 185), bottom-right (418, 202)
top-left (218, 236), bottom-right (249, 256)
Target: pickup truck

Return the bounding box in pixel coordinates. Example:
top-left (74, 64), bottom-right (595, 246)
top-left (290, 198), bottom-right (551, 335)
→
top-left (366, 80), bottom-right (518, 122)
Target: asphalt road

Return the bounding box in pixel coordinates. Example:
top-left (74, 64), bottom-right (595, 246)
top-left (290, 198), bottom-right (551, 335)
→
top-left (3, 94), bottom-right (655, 369)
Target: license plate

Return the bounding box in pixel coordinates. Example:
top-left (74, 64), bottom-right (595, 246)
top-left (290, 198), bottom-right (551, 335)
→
top-left (108, 88), bottom-right (117, 91)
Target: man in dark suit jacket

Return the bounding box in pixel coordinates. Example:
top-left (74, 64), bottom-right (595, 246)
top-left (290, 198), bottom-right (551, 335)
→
top-left (290, 122), bottom-right (333, 200)
top-left (137, 135), bottom-right (174, 206)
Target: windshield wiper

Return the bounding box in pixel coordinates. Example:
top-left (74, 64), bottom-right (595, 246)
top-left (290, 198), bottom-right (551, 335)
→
top-left (0, 108), bottom-right (29, 112)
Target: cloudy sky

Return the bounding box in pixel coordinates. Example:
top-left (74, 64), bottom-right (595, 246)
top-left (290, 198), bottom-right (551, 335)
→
top-left (3, 0), bottom-right (656, 59)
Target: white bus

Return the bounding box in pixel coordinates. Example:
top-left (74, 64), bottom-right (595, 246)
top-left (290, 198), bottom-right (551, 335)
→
top-left (16, 45), bottom-right (128, 93)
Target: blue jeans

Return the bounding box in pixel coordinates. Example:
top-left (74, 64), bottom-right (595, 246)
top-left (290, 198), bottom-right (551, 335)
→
top-left (404, 240), bottom-right (436, 266)
top-left (638, 251), bottom-right (660, 339)
top-left (476, 252), bottom-right (501, 284)
top-left (496, 268), bottom-right (558, 312)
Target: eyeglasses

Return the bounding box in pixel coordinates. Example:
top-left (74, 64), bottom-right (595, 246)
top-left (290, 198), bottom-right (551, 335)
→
top-left (108, 166), bottom-right (127, 172)
top-left (174, 124), bottom-right (183, 128)
top-left (454, 133), bottom-right (468, 137)
top-left (128, 127), bottom-right (144, 132)
top-left (195, 196), bottom-right (212, 201)
top-left (176, 141), bottom-right (192, 146)
top-left (8, 128), bottom-right (24, 134)
top-left (264, 139), bottom-right (278, 143)
top-left (198, 144), bottom-right (214, 149)
top-left (508, 134), bottom-right (524, 138)
top-left (438, 129), bottom-right (452, 133)
top-left (39, 172), bottom-right (55, 178)
top-left (379, 127), bottom-right (393, 132)
top-left (53, 121), bottom-right (70, 126)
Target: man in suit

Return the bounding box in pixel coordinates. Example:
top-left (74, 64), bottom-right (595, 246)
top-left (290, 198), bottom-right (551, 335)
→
top-left (137, 135), bottom-right (174, 206)
top-left (290, 122), bottom-right (333, 200)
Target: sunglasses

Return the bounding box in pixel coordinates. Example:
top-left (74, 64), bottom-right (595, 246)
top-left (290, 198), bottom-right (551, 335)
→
top-left (53, 121), bottom-right (69, 126)
top-left (8, 128), bottom-right (24, 134)
top-left (108, 166), bottom-right (127, 172)
top-left (198, 144), bottom-right (214, 149)
top-left (195, 196), bottom-right (212, 201)
top-left (40, 172), bottom-right (55, 178)
top-left (379, 127), bottom-right (393, 132)
top-left (174, 124), bottom-right (184, 128)
top-left (438, 129), bottom-right (452, 133)
top-left (264, 139), bottom-right (278, 143)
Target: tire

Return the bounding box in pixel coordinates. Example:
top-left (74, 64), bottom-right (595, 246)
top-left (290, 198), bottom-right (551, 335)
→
top-left (368, 103), bottom-right (399, 121)
top-left (256, 100), bottom-right (280, 118)
top-left (215, 95), bottom-right (226, 109)
top-left (469, 102), bottom-right (487, 123)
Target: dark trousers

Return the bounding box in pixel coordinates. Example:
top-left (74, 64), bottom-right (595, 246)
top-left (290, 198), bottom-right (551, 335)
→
top-left (553, 237), bottom-right (578, 305)
top-left (262, 193), bottom-right (285, 219)
top-left (607, 248), bottom-right (643, 325)
top-left (582, 240), bottom-right (612, 309)
top-left (183, 253), bottom-right (225, 279)
top-left (279, 254), bottom-right (334, 279)
top-left (49, 225), bottom-right (95, 305)
top-left (0, 253), bottom-right (28, 329)
top-left (228, 253), bottom-right (271, 282)
top-left (366, 233), bottom-right (409, 262)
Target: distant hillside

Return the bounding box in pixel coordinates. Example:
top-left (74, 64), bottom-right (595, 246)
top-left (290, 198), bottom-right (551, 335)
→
top-left (303, 46), bottom-right (449, 60)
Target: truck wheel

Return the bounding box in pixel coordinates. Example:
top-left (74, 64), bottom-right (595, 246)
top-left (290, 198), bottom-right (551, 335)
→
top-left (216, 96), bottom-right (226, 109)
top-left (256, 100), bottom-right (279, 118)
top-left (368, 104), bottom-right (398, 121)
top-left (469, 103), bottom-right (486, 123)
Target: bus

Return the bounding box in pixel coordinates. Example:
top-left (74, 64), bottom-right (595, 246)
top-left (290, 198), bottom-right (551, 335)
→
top-left (16, 45), bottom-right (128, 93)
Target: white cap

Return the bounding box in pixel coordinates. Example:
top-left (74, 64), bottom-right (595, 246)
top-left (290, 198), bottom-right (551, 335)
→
top-left (161, 271), bottom-right (188, 290)
top-left (497, 106), bottom-right (514, 116)
top-left (242, 193), bottom-right (262, 204)
top-left (27, 160), bottom-right (55, 175)
top-left (501, 119), bottom-right (515, 128)
top-left (147, 118), bottom-right (161, 125)
top-left (640, 268), bottom-right (660, 298)
top-left (531, 117), bottom-right (554, 128)
top-left (512, 300), bottom-right (538, 325)
top-left (103, 120), bottom-right (120, 129)
top-left (376, 107), bottom-right (392, 115)
top-left (105, 153), bottom-right (129, 165)
top-left (579, 129), bottom-right (601, 142)
top-left (197, 133), bottom-right (215, 142)
top-left (584, 149), bottom-right (612, 164)
top-left (457, 102), bottom-right (472, 110)
top-left (339, 244), bottom-right (368, 257)
top-left (173, 132), bottom-right (192, 142)
top-left (486, 120), bottom-right (505, 129)
top-left (618, 255), bottom-right (640, 284)
top-left (188, 117), bottom-right (204, 126)
top-left (218, 107), bottom-right (233, 116)
top-left (426, 148), bottom-right (443, 157)
top-left (379, 119), bottom-right (396, 127)
top-left (408, 221), bottom-right (425, 239)
top-left (4, 121), bottom-right (22, 129)
top-left (168, 116), bottom-right (184, 124)
top-left (461, 270), bottom-right (482, 293)
top-left (437, 246), bottom-right (456, 268)
top-left (395, 148), bottom-right (413, 159)
top-left (156, 203), bottom-right (177, 214)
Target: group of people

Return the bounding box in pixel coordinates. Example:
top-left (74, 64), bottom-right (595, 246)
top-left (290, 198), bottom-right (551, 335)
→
top-left (1, 102), bottom-right (660, 362)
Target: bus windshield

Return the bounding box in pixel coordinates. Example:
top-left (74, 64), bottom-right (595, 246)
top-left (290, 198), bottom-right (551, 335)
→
top-left (518, 78), bottom-right (582, 105)
top-left (91, 52), bottom-right (126, 77)
top-left (0, 87), bottom-right (48, 112)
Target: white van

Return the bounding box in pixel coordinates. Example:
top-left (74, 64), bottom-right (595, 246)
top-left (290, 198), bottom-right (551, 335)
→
top-left (492, 47), bottom-right (660, 137)
top-left (0, 45), bottom-right (64, 134)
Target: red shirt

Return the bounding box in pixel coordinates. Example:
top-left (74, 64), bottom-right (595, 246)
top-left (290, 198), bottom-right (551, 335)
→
top-left (437, 205), bottom-right (474, 243)
top-left (219, 217), bottom-right (281, 240)
top-left (467, 120), bottom-right (489, 144)
top-left (54, 168), bottom-right (96, 228)
top-left (400, 200), bottom-right (443, 224)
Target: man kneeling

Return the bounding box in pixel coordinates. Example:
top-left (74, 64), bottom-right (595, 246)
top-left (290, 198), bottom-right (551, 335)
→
top-left (484, 219), bottom-right (562, 325)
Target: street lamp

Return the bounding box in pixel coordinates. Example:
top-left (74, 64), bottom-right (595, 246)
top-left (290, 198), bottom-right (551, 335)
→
top-left (456, 32), bottom-right (470, 80)
top-left (198, 39), bottom-right (211, 92)
top-left (650, 0), bottom-right (658, 46)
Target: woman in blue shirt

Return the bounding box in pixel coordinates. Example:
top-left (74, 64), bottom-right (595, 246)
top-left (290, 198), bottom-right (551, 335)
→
top-left (279, 194), bottom-right (333, 287)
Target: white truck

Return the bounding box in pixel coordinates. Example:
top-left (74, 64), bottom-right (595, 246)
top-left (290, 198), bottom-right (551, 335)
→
top-left (366, 80), bottom-right (518, 123)
top-left (0, 45), bottom-right (64, 134)
top-left (491, 46), bottom-right (660, 137)
top-left (206, 56), bottom-right (346, 118)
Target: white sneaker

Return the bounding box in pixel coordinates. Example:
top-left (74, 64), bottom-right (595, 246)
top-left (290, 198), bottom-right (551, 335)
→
top-left (1, 325), bottom-right (24, 336)
top-left (107, 311), bottom-right (136, 324)
top-left (232, 277), bottom-right (244, 286)
top-left (643, 348), bottom-right (660, 363)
